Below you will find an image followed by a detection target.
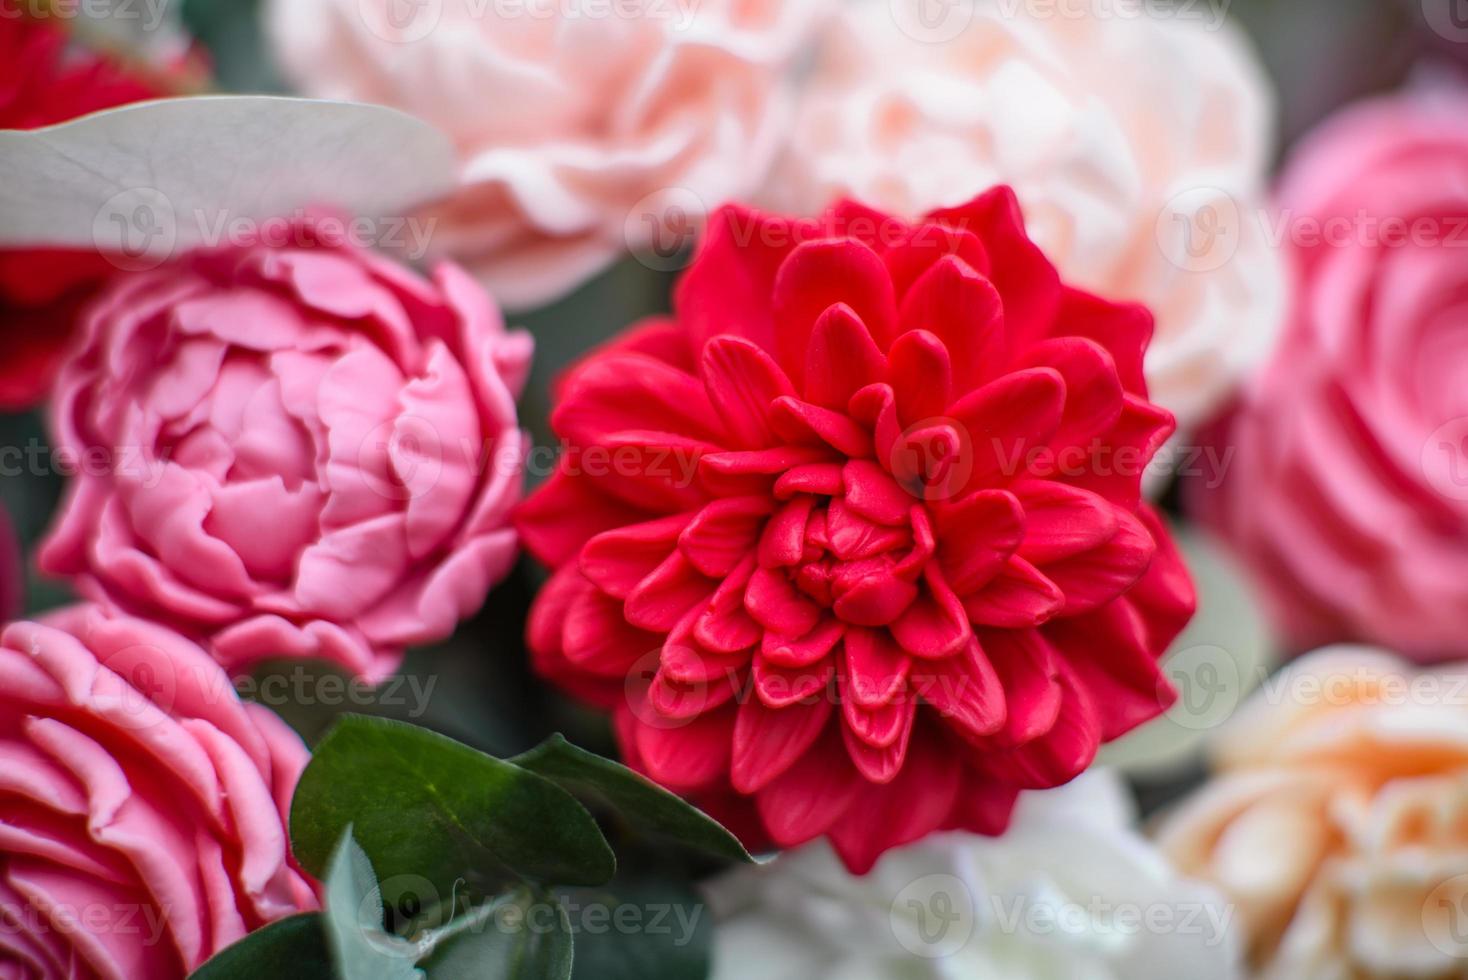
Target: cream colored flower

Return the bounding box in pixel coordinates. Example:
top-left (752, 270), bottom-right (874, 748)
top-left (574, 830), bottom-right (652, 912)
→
top-left (1157, 648), bottom-right (1468, 979)
top-left (707, 771), bottom-right (1241, 979)
top-left (766, 0), bottom-right (1286, 442)
top-left (268, 0), bottom-right (829, 310)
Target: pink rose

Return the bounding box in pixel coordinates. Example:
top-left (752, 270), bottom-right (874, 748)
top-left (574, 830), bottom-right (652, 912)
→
top-left (266, 0), bottom-right (832, 310)
top-left (0, 605), bottom-right (317, 979)
top-left (40, 232), bottom-right (533, 680)
top-left (1193, 90), bottom-right (1468, 661)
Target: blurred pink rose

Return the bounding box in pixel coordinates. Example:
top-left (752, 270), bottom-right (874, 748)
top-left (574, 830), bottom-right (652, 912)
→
top-left (40, 231), bottom-right (532, 680)
top-left (1193, 90), bottom-right (1468, 661)
top-left (765, 0), bottom-right (1286, 444)
top-left (267, 0), bottom-right (831, 311)
top-left (0, 605), bottom-right (317, 979)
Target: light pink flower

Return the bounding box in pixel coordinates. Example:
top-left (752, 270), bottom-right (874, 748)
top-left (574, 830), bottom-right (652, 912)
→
top-left (1192, 90), bottom-right (1468, 661)
top-left (0, 605), bottom-right (317, 979)
top-left (267, 0), bottom-right (831, 311)
top-left (40, 231), bottom-right (532, 680)
top-left (765, 0), bottom-right (1285, 442)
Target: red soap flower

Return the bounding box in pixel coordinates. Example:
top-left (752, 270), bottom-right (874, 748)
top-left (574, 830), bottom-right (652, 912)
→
top-left (0, 15), bottom-right (187, 409)
top-left (517, 188), bottom-right (1195, 873)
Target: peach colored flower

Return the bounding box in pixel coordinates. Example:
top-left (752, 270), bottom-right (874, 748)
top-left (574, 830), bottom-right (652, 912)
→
top-left (267, 0), bottom-right (831, 311)
top-left (1157, 647), bottom-right (1468, 979)
top-left (0, 605), bottom-right (317, 979)
top-left (765, 0), bottom-right (1286, 443)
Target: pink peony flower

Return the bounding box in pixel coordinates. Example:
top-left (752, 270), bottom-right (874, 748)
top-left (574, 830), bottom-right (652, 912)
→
top-left (517, 189), bottom-right (1196, 873)
top-left (764, 0), bottom-right (1285, 445)
top-left (40, 230), bottom-right (533, 680)
top-left (0, 605), bottom-right (317, 979)
top-left (1192, 90), bottom-right (1468, 661)
top-left (267, 0), bottom-right (832, 311)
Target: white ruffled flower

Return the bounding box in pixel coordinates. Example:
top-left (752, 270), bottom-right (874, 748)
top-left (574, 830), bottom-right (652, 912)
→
top-left (706, 770), bottom-right (1242, 979)
top-left (766, 0), bottom-right (1286, 447)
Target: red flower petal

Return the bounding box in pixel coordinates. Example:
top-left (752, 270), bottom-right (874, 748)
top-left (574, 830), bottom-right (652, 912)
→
top-left (804, 303), bottom-right (886, 410)
top-left (1017, 337), bottom-right (1123, 448)
top-left (773, 462), bottom-right (845, 499)
top-left (760, 616), bottom-right (845, 668)
top-left (679, 497), bottom-right (773, 578)
top-left (744, 565), bottom-right (823, 636)
top-left (677, 204), bottom-right (817, 356)
top-left (1012, 480), bottom-right (1119, 565)
top-left (701, 336), bottom-right (796, 450)
top-left (516, 464), bottom-right (656, 567)
top-left (842, 627), bottom-right (912, 707)
top-left (1057, 287), bottom-right (1151, 395)
top-left (731, 695), bottom-right (834, 794)
top-left (624, 551), bottom-right (715, 632)
top-left (828, 724), bottom-right (961, 874)
top-left (935, 489), bottom-right (1024, 595)
top-left (757, 495), bottom-right (816, 568)
top-left (841, 696), bottom-right (917, 782)
top-left (1042, 509), bottom-right (1155, 615)
top-left (554, 352), bottom-right (722, 447)
top-left (962, 556), bottom-right (1065, 628)
top-left (770, 396), bottom-right (874, 459)
top-left (980, 628), bottom-right (1063, 746)
top-left (753, 655), bottom-right (837, 709)
top-left (635, 702), bottom-right (735, 792)
top-left (985, 663), bottom-right (1100, 788)
top-left (887, 329), bottom-right (953, 426)
top-left (694, 555), bottom-right (762, 653)
top-left (842, 688), bottom-right (915, 750)
top-left (563, 587), bottom-right (661, 678)
top-left (582, 513), bottom-right (691, 598)
top-left (926, 186), bottom-right (1060, 348)
top-left (890, 566), bottom-right (972, 658)
top-left (914, 636), bottom-right (1006, 740)
top-left (950, 368), bottom-right (1065, 488)
top-left (773, 239), bottom-right (897, 384)
top-left (882, 222), bottom-right (992, 301)
top-left (898, 255), bottom-right (1005, 392)
top-left (755, 727), bottom-right (863, 847)
top-left (842, 459), bottom-right (914, 526)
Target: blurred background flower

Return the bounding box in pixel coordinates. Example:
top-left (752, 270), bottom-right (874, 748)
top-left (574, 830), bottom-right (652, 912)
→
top-left (1190, 89), bottom-right (1468, 662)
top-left (1157, 648), bottom-right (1468, 978)
top-left (765, 0), bottom-right (1286, 449)
top-left (267, 0), bottom-right (831, 311)
top-left (0, 12), bottom-right (203, 411)
top-left (708, 769), bottom-right (1240, 980)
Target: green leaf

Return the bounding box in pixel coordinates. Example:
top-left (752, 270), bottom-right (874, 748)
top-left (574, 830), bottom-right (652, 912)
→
top-left (322, 829), bottom-right (425, 980)
top-left (188, 914), bottom-right (332, 980)
top-left (512, 735), bottom-right (751, 865)
top-left (291, 716), bottom-right (616, 907)
top-left (421, 889), bottom-right (573, 980)
top-left (560, 877), bottom-right (711, 980)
